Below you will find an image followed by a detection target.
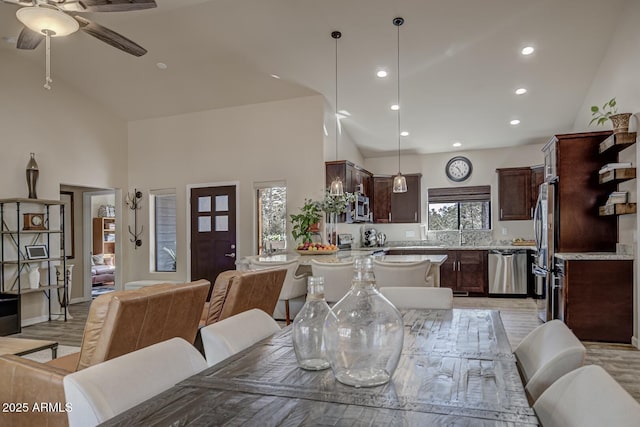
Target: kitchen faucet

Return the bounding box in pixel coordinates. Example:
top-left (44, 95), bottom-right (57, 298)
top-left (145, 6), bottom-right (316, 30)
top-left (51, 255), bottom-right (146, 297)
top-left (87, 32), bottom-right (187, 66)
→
top-left (459, 225), bottom-right (464, 246)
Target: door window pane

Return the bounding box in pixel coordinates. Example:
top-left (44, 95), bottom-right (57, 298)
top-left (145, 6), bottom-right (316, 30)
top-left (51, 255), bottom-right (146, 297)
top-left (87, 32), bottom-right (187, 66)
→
top-left (198, 196), bottom-right (211, 212)
top-left (215, 195), bottom-right (229, 212)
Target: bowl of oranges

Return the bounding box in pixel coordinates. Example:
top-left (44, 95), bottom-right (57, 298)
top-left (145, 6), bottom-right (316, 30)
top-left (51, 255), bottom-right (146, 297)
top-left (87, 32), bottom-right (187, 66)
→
top-left (296, 242), bottom-right (339, 255)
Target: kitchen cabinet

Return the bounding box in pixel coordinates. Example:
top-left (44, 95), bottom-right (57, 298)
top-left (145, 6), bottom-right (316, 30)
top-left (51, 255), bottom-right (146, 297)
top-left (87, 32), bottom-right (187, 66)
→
top-left (496, 166), bottom-right (544, 221)
top-left (496, 167), bottom-right (532, 220)
top-left (372, 174), bottom-right (421, 223)
top-left (556, 257), bottom-right (633, 343)
top-left (597, 132), bottom-right (637, 216)
top-left (325, 161), bottom-right (373, 195)
top-left (93, 217), bottom-right (116, 255)
top-left (388, 248), bottom-right (487, 296)
top-left (543, 131), bottom-right (618, 253)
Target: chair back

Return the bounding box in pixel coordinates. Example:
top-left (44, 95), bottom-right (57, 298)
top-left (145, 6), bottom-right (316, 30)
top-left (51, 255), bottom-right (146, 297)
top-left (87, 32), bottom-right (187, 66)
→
top-left (76, 279), bottom-right (210, 370)
top-left (533, 365), bottom-right (640, 427)
top-left (250, 258), bottom-right (306, 301)
top-left (201, 309), bottom-right (280, 367)
top-left (373, 259), bottom-right (432, 287)
top-left (514, 319), bottom-right (586, 402)
top-left (201, 268), bottom-right (286, 326)
top-left (64, 338), bottom-right (207, 427)
top-left (310, 259), bottom-right (353, 303)
top-left (379, 286), bottom-right (453, 309)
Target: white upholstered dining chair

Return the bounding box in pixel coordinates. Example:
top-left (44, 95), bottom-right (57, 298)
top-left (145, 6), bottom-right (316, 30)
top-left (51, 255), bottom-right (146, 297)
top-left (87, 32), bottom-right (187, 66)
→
top-left (514, 319), bottom-right (586, 403)
top-left (373, 259), bottom-right (432, 287)
top-left (310, 259), bottom-right (354, 303)
top-left (379, 286), bottom-right (453, 309)
top-left (533, 365), bottom-right (640, 427)
top-left (200, 308), bottom-right (281, 367)
top-left (249, 258), bottom-right (306, 324)
top-left (63, 338), bottom-right (207, 427)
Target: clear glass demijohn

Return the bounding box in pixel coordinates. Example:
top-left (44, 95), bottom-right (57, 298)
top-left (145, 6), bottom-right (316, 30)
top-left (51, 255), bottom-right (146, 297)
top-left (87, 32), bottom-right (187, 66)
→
top-left (292, 276), bottom-right (331, 370)
top-left (323, 257), bottom-right (404, 387)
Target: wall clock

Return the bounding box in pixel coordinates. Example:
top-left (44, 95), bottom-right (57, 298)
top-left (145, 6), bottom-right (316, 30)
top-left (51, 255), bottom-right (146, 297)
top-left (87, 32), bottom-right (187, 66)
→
top-left (23, 213), bottom-right (46, 231)
top-left (445, 156), bottom-right (472, 182)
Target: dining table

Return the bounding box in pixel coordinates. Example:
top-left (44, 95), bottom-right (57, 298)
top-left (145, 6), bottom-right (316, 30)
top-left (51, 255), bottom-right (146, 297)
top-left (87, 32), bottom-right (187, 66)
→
top-left (101, 308), bottom-right (539, 426)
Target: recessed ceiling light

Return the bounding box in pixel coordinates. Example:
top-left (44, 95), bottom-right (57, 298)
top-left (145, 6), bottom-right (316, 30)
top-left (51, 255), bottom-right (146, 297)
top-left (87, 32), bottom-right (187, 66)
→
top-left (270, 74), bottom-right (281, 79)
top-left (515, 88), bottom-right (527, 95)
top-left (452, 141), bottom-right (462, 147)
top-left (521, 46), bottom-right (535, 55)
top-left (510, 119), bottom-right (521, 125)
top-left (400, 131), bottom-right (409, 137)
top-left (390, 104), bottom-right (399, 111)
top-left (376, 70), bottom-right (388, 78)
top-left (156, 62), bottom-right (168, 70)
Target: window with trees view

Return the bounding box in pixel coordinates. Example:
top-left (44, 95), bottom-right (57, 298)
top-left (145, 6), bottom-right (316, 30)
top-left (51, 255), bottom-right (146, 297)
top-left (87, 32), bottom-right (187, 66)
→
top-left (256, 184), bottom-right (287, 254)
top-left (151, 190), bottom-right (177, 272)
top-left (428, 186), bottom-right (491, 230)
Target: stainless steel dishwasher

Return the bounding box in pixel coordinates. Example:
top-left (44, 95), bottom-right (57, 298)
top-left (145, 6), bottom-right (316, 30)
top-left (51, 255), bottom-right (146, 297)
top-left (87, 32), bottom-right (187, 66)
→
top-left (488, 249), bottom-right (528, 296)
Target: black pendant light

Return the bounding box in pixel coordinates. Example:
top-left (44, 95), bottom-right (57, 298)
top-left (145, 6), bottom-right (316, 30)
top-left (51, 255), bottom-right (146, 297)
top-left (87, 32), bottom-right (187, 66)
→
top-left (392, 17), bottom-right (407, 193)
top-left (329, 30), bottom-right (345, 196)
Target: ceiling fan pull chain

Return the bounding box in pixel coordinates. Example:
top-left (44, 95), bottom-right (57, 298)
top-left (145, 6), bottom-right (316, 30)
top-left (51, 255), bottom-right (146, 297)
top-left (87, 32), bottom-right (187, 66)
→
top-left (44, 29), bottom-right (53, 90)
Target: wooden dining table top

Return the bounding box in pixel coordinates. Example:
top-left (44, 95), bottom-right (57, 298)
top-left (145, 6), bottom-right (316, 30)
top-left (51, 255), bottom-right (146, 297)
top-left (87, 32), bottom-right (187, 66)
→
top-left (101, 309), bottom-right (539, 426)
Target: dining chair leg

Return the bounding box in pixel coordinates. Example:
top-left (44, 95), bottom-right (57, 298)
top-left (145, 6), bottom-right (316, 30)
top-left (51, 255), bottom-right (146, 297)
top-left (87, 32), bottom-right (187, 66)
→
top-left (285, 299), bottom-right (291, 325)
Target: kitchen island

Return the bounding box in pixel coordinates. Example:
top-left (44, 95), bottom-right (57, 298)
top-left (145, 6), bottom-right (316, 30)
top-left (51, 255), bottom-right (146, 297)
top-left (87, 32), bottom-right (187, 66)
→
top-left (239, 251), bottom-right (447, 287)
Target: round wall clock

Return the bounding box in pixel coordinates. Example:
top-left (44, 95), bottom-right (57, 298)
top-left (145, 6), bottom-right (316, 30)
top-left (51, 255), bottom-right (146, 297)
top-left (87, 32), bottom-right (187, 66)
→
top-left (445, 156), bottom-right (472, 182)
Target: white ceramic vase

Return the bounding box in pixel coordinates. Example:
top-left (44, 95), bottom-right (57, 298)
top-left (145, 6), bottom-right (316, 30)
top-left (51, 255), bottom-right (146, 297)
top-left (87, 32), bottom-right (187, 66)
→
top-left (28, 267), bottom-right (40, 289)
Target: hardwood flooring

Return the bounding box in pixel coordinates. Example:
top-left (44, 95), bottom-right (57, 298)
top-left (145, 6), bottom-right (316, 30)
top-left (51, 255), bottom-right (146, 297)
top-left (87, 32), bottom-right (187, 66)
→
top-left (9, 297), bottom-right (640, 402)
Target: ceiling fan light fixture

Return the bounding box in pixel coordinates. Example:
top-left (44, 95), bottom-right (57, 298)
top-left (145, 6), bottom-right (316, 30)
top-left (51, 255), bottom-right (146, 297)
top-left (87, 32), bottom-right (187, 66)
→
top-left (16, 6), bottom-right (79, 36)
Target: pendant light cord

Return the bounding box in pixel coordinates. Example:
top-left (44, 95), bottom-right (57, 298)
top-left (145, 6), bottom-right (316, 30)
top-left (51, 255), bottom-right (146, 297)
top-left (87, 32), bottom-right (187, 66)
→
top-left (332, 31), bottom-right (342, 162)
top-left (394, 18), bottom-right (403, 174)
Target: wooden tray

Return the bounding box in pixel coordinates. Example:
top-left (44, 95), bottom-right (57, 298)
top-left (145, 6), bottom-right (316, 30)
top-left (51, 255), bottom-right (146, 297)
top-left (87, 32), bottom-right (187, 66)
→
top-left (511, 241), bottom-right (535, 246)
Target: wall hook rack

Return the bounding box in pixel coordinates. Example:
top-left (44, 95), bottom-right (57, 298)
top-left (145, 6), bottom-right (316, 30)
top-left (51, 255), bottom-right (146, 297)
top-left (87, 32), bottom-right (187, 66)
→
top-left (126, 189), bottom-right (143, 249)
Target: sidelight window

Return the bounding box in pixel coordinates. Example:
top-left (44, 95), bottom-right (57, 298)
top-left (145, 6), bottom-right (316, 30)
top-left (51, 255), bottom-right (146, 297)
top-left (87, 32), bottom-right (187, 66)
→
top-left (255, 183), bottom-right (287, 254)
top-left (150, 190), bottom-right (177, 272)
top-left (427, 186), bottom-right (491, 230)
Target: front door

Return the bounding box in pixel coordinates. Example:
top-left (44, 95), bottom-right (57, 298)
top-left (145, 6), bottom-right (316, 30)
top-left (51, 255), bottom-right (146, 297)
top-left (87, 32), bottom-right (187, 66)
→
top-left (190, 186), bottom-right (237, 286)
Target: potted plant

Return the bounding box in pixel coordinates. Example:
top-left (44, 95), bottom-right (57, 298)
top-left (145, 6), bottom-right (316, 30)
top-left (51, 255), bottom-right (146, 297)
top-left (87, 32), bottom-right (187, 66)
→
top-left (290, 199), bottom-right (322, 244)
top-left (589, 97), bottom-right (632, 134)
top-left (319, 190), bottom-right (355, 245)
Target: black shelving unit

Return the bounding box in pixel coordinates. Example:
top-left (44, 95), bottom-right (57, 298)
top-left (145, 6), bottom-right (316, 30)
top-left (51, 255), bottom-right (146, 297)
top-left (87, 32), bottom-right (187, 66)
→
top-left (0, 198), bottom-right (67, 334)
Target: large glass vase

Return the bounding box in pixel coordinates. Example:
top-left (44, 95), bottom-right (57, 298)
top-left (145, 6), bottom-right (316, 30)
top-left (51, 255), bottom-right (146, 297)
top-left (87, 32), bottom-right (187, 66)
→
top-left (323, 257), bottom-right (404, 387)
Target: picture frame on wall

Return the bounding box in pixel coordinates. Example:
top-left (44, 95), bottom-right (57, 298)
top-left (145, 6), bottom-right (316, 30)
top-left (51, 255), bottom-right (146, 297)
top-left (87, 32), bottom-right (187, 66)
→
top-left (60, 191), bottom-right (74, 259)
top-left (25, 245), bottom-right (48, 260)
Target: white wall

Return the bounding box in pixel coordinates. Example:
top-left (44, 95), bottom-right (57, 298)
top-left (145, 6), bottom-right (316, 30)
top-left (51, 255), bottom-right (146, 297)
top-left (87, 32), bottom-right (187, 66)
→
top-left (351, 144), bottom-right (544, 243)
top-left (0, 52), bottom-right (128, 324)
top-left (572, 0), bottom-right (640, 347)
top-left (323, 101), bottom-right (365, 166)
top-left (127, 95), bottom-right (326, 282)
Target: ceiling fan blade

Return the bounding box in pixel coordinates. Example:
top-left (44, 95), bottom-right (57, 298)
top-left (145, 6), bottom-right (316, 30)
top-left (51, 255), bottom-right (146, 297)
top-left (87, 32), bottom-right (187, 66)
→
top-left (75, 16), bottom-right (147, 57)
top-left (75, 0), bottom-right (156, 12)
top-left (17, 26), bottom-right (44, 50)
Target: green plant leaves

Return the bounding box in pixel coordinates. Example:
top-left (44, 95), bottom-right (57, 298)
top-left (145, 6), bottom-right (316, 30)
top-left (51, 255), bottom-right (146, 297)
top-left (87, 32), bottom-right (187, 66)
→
top-left (589, 97), bottom-right (618, 127)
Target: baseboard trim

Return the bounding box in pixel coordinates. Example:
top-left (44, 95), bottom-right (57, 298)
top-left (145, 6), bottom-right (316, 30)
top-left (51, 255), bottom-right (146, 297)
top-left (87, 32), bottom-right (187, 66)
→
top-left (632, 336), bottom-right (638, 349)
top-left (21, 315), bottom-right (50, 327)
top-left (70, 296), bottom-right (90, 304)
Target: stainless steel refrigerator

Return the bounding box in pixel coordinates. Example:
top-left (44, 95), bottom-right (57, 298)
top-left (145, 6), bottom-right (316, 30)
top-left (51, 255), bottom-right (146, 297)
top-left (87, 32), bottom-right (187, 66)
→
top-left (532, 180), bottom-right (557, 322)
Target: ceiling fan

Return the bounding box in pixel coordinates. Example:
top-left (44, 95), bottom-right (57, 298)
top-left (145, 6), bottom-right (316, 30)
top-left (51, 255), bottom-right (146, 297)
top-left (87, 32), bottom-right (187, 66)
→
top-left (3, 0), bottom-right (156, 56)
top-left (2, 0), bottom-right (156, 88)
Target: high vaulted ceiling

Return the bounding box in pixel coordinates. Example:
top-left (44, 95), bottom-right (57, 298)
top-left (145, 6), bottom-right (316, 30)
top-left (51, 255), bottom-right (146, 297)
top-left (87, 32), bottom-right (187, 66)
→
top-left (0, 0), bottom-right (628, 157)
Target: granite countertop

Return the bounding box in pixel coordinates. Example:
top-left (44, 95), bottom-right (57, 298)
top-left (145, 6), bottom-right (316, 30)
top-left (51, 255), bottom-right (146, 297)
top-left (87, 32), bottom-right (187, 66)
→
top-left (385, 244), bottom-right (536, 251)
top-left (554, 252), bottom-right (635, 261)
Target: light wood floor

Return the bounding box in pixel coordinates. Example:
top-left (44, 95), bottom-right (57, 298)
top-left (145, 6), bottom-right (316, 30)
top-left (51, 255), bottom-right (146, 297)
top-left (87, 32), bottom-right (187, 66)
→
top-left (11, 297), bottom-right (640, 402)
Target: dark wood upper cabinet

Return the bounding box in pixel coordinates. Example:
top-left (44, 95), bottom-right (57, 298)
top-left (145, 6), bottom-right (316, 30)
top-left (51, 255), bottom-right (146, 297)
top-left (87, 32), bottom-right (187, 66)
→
top-left (325, 160), bottom-right (373, 195)
top-left (373, 174), bottom-right (421, 223)
top-left (531, 165), bottom-right (544, 208)
top-left (372, 176), bottom-right (392, 223)
top-left (496, 167), bottom-right (532, 220)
